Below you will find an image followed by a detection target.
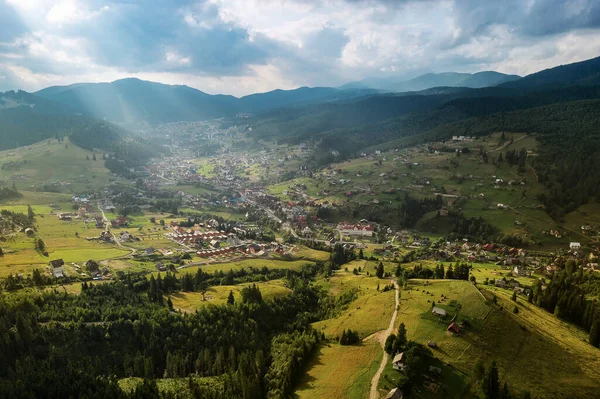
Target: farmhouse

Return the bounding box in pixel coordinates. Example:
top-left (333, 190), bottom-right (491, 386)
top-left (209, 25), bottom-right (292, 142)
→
top-left (432, 307), bottom-right (447, 318)
top-left (512, 264), bottom-right (528, 277)
top-left (50, 259), bottom-right (65, 278)
top-left (384, 388), bottom-right (404, 399)
top-left (392, 352), bottom-right (406, 371)
top-left (447, 322), bottom-right (460, 334)
top-left (495, 279), bottom-right (507, 288)
top-left (570, 242), bottom-right (581, 250)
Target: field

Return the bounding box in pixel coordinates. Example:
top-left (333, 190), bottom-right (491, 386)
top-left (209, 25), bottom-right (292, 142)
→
top-left (0, 201), bottom-right (129, 277)
top-left (178, 258), bottom-right (314, 276)
top-left (297, 269), bottom-right (395, 399)
top-left (169, 279), bottom-right (291, 311)
top-left (0, 139), bottom-right (110, 193)
top-left (295, 340), bottom-right (382, 399)
top-left (376, 278), bottom-right (600, 399)
top-left (313, 268), bottom-right (396, 338)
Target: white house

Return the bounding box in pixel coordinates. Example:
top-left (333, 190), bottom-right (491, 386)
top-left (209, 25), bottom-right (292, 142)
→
top-left (570, 242), bottom-right (581, 250)
top-left (392, 352), bottom-right (406, 371)
top-left (432, 307), bottom-right (447, 318)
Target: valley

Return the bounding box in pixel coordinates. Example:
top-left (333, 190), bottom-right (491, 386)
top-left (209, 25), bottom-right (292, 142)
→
top-left (1, 55), bottom-right (600, 399)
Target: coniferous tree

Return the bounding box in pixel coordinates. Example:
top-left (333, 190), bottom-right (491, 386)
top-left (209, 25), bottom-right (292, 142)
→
top-left (482, 361), bottom-right (500, 399)
top-left (227, 290), bottom-right (235, 305)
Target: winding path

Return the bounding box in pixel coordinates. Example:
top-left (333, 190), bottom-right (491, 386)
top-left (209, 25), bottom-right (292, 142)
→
top-left (369, 280), bottom-right (399, 399)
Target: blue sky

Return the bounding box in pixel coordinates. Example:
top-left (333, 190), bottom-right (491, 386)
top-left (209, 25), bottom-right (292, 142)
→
top-left (1, 0), bottom-right (600, 96)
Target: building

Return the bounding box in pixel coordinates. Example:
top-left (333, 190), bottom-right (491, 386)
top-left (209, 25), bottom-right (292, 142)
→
top-left (392, 352), bottom-right (406, 371)
top-left (512, 264), bottom-right (528, 277)
top-left (570, 242), bottom-right (581, 250)
top-left (432, 307), bottom-right (447, 318)
top-left (385, 388), bottom-right (404, 399)
top-left (447, 322), bottom-right (460, 334)
top-left (50, 259), bottom-right (65, 278)
top-left (495, 279), bottom-right (507, 288)
top-left (339, 223), bottom-right (374, 237)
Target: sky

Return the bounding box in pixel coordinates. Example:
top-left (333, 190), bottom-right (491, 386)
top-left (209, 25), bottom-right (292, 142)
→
top-left (1, 0), bottom-right (600, 96)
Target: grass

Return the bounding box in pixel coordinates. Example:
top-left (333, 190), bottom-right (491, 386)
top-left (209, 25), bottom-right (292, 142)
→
top-left (472, 286), bottom-right (600, 399)
top-left (169, 279), bottom-right (291, 311)
top-left (0, 138), bottom-right (110, 193)
top-left (313, 269), bottom-right (396, 339)
top-left (295, 340), bottom-right (382, 399)
top-left (0, 200), bottom-right (129, 277)
top-left (179, 259), bottom-right (314, 276)
top-left (292, 246), bottom-right (331, 262)
top-left (379, 278), bottom-right (600, 398)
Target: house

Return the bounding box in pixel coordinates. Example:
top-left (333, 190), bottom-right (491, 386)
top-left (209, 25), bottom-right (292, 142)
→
top-left (144, 248), bottom-right (156, 256)
top-left (392, 352), bottom-right (406, 371)
top-left (495, 279), bottom-right (507, 288)
top-left (155, 262), bottom-right (167, 272)
top-left (447, 322), bottom-right (460, 334)
top-left (439, 207), bottom-right (448, 217)
top-left (50, 259), bottom-right (65, 278)
top-left (570, 242), bottom-right (581, 250)
top-left (429, 366), bottom-right (442, 375)
top-left (427, 341), bottom-right (438, 348)
top-left (385, 388), bottom-right (404, 399)
top-left (302, 226), bottom-right (313, 237)
top-left (432, 307), bottom-right (447, 318)
top-left (512, 264), bottom-right (528, 277)
top-left (24, 228), bottom-right (35, 236)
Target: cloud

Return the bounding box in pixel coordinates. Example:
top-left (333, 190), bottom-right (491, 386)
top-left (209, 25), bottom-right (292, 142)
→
top-left (0, 0), bottom-right (599, 95)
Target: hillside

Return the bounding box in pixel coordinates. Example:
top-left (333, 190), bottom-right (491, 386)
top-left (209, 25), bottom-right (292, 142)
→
top-left (342, 71), bottom-right (521, 92)
top-left (500, 56), bottom-right (600, 89)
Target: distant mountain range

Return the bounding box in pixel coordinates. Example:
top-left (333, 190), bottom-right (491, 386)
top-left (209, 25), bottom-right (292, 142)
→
top-left (34, 79), bottom-right (378, 125)
top-left (340, 71), bottom-right (521, 92)
top-left (1, 54), bottom-right (599, 154)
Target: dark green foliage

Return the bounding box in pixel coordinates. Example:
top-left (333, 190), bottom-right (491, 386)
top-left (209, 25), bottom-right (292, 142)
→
top-left (482, 361), bottom-right (500, 399)
top-left (339, 329), bottom-right (360, 345)
top-left (376, 262), bottom-right (384, 279)
top-left (265, 330), bottom-right (320, 398)
top-left (590, 319), bottom-right (600, 348)
top-left (227, 290), bottom-right (235, 305)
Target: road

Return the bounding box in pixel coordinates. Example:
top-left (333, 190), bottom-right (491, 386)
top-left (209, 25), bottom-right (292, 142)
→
top-left (369, 280), bottom-right (400, 399)
top-left (97, 204), bottom-right (136, 256)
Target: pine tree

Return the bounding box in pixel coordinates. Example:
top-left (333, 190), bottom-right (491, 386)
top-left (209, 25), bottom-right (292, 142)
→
top-left (227, 290), bottom-right (235, 305)
top-left (511, 291), bottom-right (517, 302)
top-left (376, 262), bottom-right (384, 279)
top-left (482, 361), bottom-right (500, 399)
top-left (590, 319), bottom-right (600, 348)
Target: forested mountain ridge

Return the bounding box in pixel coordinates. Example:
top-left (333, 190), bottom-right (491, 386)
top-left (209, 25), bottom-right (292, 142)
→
top-left (341, 70), bottom-right (521, 92)
top-left (499, 55), bottom-right (600, 89)
top-left (35, 78), bottom-right (378, 124)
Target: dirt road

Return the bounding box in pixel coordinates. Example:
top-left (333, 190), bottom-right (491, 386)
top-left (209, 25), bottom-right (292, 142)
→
top-left (369, 280), bottom-right (399, 399)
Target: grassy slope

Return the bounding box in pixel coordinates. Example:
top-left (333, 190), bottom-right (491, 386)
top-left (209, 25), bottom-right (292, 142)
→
top-left (295, 340), bottom-right (381, 399)
top-left (378, 278), bottom-right (600, 398)
top-left (0, 138), bottom-right (110, 193)
top-left (169, 279), bottom-right (291, 311)
top-left (297, 269), bottom-right (396, 399)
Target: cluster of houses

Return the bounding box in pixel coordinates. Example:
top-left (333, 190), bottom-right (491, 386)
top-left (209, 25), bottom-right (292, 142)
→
top-left (338, 223), bottom-right (374, 237)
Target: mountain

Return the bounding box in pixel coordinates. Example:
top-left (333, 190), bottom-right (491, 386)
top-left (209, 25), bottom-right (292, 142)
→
top-left (342, 71), bottom-right (521, 92)
top-left (499, 56), bottom-right (600, 89)
top-left (35, 78), bottom-right (377, 125)
top-left (35, 78), bottom-right (240, 125)
top-left (0, 90), bottom-right (154, 159)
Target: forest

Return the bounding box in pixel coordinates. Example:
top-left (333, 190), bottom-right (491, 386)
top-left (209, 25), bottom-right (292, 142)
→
top-left (0, 261), bottom-right (354, 398)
